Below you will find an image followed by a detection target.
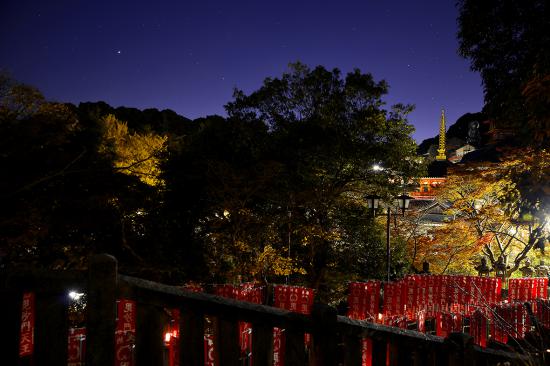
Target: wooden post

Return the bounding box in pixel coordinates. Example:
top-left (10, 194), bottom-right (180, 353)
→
top-left (180, 308), bottom-right (205, 366)
top-left (285, 328), bottom-right (306, 365)
top-left (34, 291), bottom-right (69, 365)
top-left (388, 336), bottom-right (421, 366)
top-left (217, 317), bottom-right (241, 366)
top-left (310, 303), bottom-right (338, 366)
top-left (0, 289), bottom-right (22, 366)
top-left (446, 332), bottom-right (474, 366)
top-left (136, 303), bottom-right (166, 366)
top-left (342, 332), bottom-right (362, 366)
top-left (371, 337), bottom-right (387, 366)
top-left (251, 322), bottom-right (273, 366)
top-left (387, 336), bottom-right (401, 366)
top-left (425, 341), bottom-right (443, 366)
top-left (86, 254), bottom-right (117, 366)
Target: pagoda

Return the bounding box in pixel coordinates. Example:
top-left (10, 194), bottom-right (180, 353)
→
top-left (411, 109), bottom-right (449, 201)
top-left (436, 109), bottom-right (447, 161)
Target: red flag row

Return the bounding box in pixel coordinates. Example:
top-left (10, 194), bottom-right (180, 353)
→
top-left (508, 278), bottom-right (548, 302)
top-left (348, 281), bottom-right (380, 321)
top-left (402, 275), bottom-right (502, 315)
top-left (349, 275), bottom-right (503, 321)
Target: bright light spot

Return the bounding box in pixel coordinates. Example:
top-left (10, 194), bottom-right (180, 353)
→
top-left (68, 291), bottom-right (84, 300)
top-left (223, 210), bottom-right (230, 218)
top-left (372, 164), bottom-right (383, 171)
top-left (165, 332), bottom-right (171, 343)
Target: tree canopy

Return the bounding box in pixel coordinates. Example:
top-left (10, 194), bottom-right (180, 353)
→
top-left (163, 63), bottom-right (424, 300)
top-left (1, 65), bottom-right (425, 302)
top-left (457, 0), bottom-right (550, 146)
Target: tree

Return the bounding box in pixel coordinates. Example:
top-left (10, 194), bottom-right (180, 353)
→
top-left (222, 63), bottom-right (424, 297)
top-left (0, 80), bottom-right (168, 276)
top-left (420, 161), bottom-right (548, 277)
top-left (0, 72), bottom-right (45, 122)
top-left (457, 0), bottom-right (550, 146)
top-left (98, 114), bottom-right (167, 186)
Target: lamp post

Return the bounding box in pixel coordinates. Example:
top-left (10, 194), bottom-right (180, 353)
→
top-left (366, 194), bottom-right (413, 282)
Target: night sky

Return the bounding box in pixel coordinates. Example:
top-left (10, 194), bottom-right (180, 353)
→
top-left (0, 0), bottom-right (483, 143)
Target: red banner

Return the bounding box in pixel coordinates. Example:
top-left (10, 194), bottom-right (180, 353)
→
top-left (361, 338), bottom-right (373, 366)
top-left (435, 312), bottom-right (461, 338)
top-left (383, 282), bottom-right (404, 316)
top-left (19, 292), bottom-right (35, 357)
top-left (536, 299), bottom-right (550, 327)
top-left (417, 310), bottom-right (426, 333)
top-left (492, 304), bottom-right (508, 344)
top-left (204, 333), bottom-right (215, 366)
top-left (404, 276), bottom-right (418, 317)
top-left (68, 327), bottom-right (86, 366)
top-left (491, 303), bottom-right (530, 343)
top-left (115, 299), bottom-right (136, 366)
top-left (272, 327), bottom-right (285, 366)
top-left (214, 283), bottom-right (264, 363)
top-left (470, 310), bottom-right (488, 347)
top-left (273, 285), bottom-right (314, 315)
top-left (164, 309), bottom-right (180, 366)
top-left (347, 281), bottom-right (380, 322)
top-left (272, 285), bottom-right (314, 366)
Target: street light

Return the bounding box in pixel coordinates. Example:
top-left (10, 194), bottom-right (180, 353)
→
top-left (395, 194), bottom-right (413, 215)
top-left (366, 193), bottom-right (413, 282)
top-left (365, 194), bottom-right (381, 211)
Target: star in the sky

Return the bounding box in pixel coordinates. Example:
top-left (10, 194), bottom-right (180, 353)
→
top-left (116, 50), bottom-right (122, 55)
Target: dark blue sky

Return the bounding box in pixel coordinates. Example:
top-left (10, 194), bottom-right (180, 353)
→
top-left (0, 0), bottom-right (483, 142)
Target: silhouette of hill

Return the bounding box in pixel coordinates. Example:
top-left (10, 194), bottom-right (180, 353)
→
top-left (417, 112), bottom-right (487, 155)
top-left (68, 101), bottom-right (207, 136)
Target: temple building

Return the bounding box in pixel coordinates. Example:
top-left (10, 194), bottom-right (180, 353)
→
top-left (411, 109), bottom-right (449, 201)
top-left (409, 109), bottom-right (453, 226)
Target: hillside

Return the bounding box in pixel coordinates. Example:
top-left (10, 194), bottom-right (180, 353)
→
top-left (417, 112), bottom-right (487, 155)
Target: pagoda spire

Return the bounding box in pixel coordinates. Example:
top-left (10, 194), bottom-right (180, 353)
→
top-left (436, 109), bottom-right (447, 161)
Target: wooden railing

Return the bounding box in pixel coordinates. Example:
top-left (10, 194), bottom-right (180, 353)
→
top-left (0, 254), bottom-right (535, 365)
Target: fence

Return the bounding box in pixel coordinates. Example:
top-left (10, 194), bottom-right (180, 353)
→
top-left (0, 254), bottom-right (534, 365)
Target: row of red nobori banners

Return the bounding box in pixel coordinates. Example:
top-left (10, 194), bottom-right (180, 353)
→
top-left (69, 299), bottom-right (137, 366)
top-left (19, 294), bottom-right (136, 366)
top-left (160, 283), bottom-right (315, 366)
top-left (19, 292), bottom-right (136, 366)
top-left (468, 299), bottom-right (550, 347)
top-left (387, 275), bottom-right (503, 317)
top-left (17, 276), bottom-right (550, 365)
top-left (348, 276), bottom-right (549, 322)
top-left (19, 284), bottom-right (314, 366)
top-left (508, 278), bottom-right (548, 301)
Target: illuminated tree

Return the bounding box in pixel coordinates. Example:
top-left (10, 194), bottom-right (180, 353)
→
top-left (99, 114), bottom-right (167, 186)
top-left (419, 160), bottom-right (549, 277)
